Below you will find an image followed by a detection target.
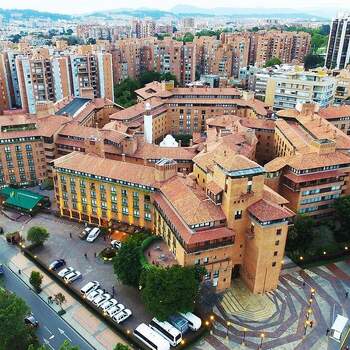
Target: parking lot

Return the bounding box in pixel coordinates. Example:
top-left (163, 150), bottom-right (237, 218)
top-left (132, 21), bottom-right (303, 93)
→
top-left (0, 211), bottom-right (152, 330)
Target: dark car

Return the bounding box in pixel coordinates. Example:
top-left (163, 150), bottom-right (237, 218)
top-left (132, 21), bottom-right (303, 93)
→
top-left (79, 227), bottom-right (92, 240)
top-left (49, 259), bottom-right (66, 271)
top-left (24, 314), bottom-right (39, 327)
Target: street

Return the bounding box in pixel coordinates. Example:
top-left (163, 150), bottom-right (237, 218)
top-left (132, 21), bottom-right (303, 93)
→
top-left (0, 239), bottom-right (95, 350)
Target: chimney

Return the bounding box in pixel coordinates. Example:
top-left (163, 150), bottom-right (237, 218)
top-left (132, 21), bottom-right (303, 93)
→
top-left (204, 144), bottom-right (208, 153)
top-left (144, 102), bottom-right (153, 144)
top-left (122, 153), bottom-right (126, 162)
top-left (189, 139), bottom-right (193, 146)
top-left (178, 139), bottom-right (182, 147)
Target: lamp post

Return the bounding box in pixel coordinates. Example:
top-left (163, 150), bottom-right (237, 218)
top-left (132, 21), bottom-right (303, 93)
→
top-left (259, 333), bottom-right (265, 349)
top-left (304, 320), bottom-right (309, 335)
top-left (226, 321), bottom-right (231, 339)
top-left (210, 315), bottom-right (215, 335)
top-left (242, 327), bottom-right (247, 345)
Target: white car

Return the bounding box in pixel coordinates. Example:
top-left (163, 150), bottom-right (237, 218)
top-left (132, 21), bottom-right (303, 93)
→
top-left (111, 240), bottom-right (121, 249)
top-left (93, 293), bottom-right (112, 307)
top-left (57, 266), bottom-right (74, 278)
top-left (86, 227), bottom-right (101, 242)
top-left (108, 303), bottom-right (125, 318)
top-left (113, 309), bottom-right (132, 324)
top-left (100, 298), bottom-right (118, 312)
top-left (86, 289), bottom-right (103, 302)
top-left (80, 281), bottom-right (100, 295)
top-left (64, 271), bottom-right (82, 284)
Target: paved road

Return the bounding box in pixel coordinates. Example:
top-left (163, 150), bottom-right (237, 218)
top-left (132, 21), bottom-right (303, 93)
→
top-left (0, 240), bottom-right (95, 350)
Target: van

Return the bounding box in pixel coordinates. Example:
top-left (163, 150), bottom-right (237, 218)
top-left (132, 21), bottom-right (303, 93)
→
top-left (80, 281), bottom-right (100, 295)
top-left (179, 312), bottom-right (202, 331)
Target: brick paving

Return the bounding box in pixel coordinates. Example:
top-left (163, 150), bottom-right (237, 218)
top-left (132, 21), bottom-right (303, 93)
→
top-left (198, 259), bottom-right (350, 350)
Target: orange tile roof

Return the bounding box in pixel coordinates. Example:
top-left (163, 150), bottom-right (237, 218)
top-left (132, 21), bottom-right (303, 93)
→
top-left (263, 185), bottom-right (289, 205)
top-left (160, 176), bottom-right (226, 226)
top-left (319, 105), bottom-right (350, 119)
top-left (248, 199), bottom-right (294, 222)
top-left (54, 152), bottom-right (158, 187)
top-left (58, 123), bottom-right (100, 139)
top-left (283, 170), bottom-right (346, 183)
top-left (207, 181), bottom-right (223, 195)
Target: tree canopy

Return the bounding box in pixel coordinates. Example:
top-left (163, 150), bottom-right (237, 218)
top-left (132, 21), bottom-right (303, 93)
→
top-left (286, 215), bottom-right (315, 252)
top-left (27, 226), bottom-right (49, 246)
top-left (304, 54), bottom-right (324, 70)
top-left (0, 289), bottom-right (37, 350)
top-left (140, 265), bottom-right (204, 320)
top-left (264, 57), bottom-right (282, 68)
top-left (113, 235), bottom-right (143, 287)
top-left (114, 78), bottom-right (141, 108)
top-left (113, 344), bottom-right (130, 350)
top-left (333, 196), bottom-right (350, 242)
top-left (29, 271), bottom-right (43, 293)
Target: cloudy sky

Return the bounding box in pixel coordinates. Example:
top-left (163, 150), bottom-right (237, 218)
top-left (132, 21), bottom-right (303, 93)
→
top-left (0, 0), bottom-right (349, 14)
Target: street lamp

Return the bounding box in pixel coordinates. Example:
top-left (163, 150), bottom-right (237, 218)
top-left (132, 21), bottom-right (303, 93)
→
top-left (259, 333), bottom-right (265, 349)
top-left (304, 320), bottom-right (309, 335)
top-left (210, 315), bottom-right (215, 335)
top-left (242, 327), bottom-right (247, 345)
top-left (226, 321), bottom-right (231, 338)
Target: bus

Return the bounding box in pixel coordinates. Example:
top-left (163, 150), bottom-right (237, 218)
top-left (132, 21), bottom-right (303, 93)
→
top-left (149, 318), bottom-right (182, 346)
top-left (134, 323), bottom-right (170, 350)
top-left (180, 312), bottom-right (202, 331)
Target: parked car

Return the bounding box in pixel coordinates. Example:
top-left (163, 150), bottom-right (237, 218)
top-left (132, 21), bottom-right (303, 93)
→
top-left (86, 289), bottom-right (103, 302)
top-left (108, 303), bottom-right (125, 318)
top-left (100, 298), bottom-right (118, 312)
top-left (49, 259), bottom-right (66, 271)
top-left (113, 309), bottom-right (132, 324)
top-left (57, 267), bottom-right (74, 278)
top-left (94, 293), bottom-right (112, 307)
top-left (80, 281), bottom-right (100, 295)
top-left (79, 227), bottom-right (92, 240)
top-left (111, 240), bottom-right (121, 249)
top-left (24, 314), bottom-right (39, 327)
top-left (64, 271), bottom-right (82, 284)
top-left (86, 227), bottom-right (101, 242)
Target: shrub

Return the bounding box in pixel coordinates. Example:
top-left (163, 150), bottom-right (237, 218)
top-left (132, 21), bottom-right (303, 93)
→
top-left (29, 271), bottom-right (43, 293)
top-left (27, 226), bottom-right (49, 246)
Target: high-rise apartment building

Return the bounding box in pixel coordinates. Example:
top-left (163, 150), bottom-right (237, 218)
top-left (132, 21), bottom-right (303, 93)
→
top-left (0, 53), bottom-right (10, 113)
top-left (326, 13), bottom-right (350, 70)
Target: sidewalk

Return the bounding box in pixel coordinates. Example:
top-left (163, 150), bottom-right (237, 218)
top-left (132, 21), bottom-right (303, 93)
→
top-left (5, 244), bottom-right (129, 350)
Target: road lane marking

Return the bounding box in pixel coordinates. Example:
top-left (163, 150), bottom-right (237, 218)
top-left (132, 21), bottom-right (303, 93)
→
top-left (44, 326), bottom-right (52, 335)
top-left (58, 327), bottom-right (72, 342)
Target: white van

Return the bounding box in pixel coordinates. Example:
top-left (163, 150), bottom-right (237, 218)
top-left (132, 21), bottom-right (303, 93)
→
top-left (86, 227), bottom-right (101, 242)
top-left (180, 312), bottom-right (202, 331)
top-left (80, 281), bottom-right (100, 295)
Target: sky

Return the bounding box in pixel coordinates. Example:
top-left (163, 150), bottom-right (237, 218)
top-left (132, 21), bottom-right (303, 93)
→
top-left (0, 0), bottom-right (349, 14)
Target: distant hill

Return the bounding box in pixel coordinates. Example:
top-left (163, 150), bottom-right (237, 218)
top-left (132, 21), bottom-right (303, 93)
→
top-left (86, 8), bottom-right (174, 20)
top-left (171, 5), bottom-right (328, 20)
top-left (0, 8), bottom-right (72, 21)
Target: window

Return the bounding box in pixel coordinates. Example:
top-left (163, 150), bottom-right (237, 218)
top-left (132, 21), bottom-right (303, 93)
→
top-left (234, 210), bottom-right (242, 220)
top-left (122, 207), bottom-right (129, 215)
top-left (276, 228), bottom-right (282, 235)
top-left (274, 251), bottom-right (278, 256)
top-left (213, 271), bottom-right (219, 278)
top-left (272, 262), bottom-right (276, 267)
top-left (194, 259), bottom-right (200, 265)
top-left (203, 257), bottom-right (209, 264)
top-left (275, 240), bottom-right (280, 246)
top-left (204, 272), bottom-right (211, 280)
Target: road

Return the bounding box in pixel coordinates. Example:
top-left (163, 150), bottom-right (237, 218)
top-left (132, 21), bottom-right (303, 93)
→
top-left (0, 239), bottom-right (95, 350)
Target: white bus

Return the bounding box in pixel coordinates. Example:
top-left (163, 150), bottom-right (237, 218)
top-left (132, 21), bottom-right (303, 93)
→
top-left (180, 312), bottom-right (202, 331)
top-left (134, 323), bottom-right (170, 350)
top-left (149, 318), bottom-right (182, 346)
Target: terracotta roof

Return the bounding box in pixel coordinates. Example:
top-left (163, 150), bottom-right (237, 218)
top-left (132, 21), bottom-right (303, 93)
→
top-left (264, 157), bottom-right (288, 172)
top-left (54, 152), bottom-right (158, 187)
top-left (248, 199), bottom-right (294, 222)
top-left (319, 105), bottom-right (350, 119)
top-left (36, 115), bottom-right (70, 137)
top-left (58, 123), bottom-right (100, 139)
top-left (214, 154), bottom-right (260, 172)
top-left (263, 185), bottom-right (289, 205)
top-left (160, 176), bottom-right (226, 226)
top-left (283, 170), bottom-right (346, 183)
top-left (133, 142), bottom-right (196, 161)
top-left (207, 181), bottom-right (223, 195)
top-left (240, 118), bottom-right (275, 130)
top-left (153, 192), bottom-right (234, 245)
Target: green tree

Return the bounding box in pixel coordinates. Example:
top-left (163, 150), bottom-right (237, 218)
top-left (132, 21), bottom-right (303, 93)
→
top-left (264, 57), bottom-right (282, 67)
top-left (27, 345), bottom-right (47, 350)
top-left (333, 196), bottom-right (350, 242)
top-left (304, 54), bottom-right (324, 70)
top-left (27, 226), bottom-right (49, 246)
top-left (59, 340), bottom-right (79, 350)
top-left (0, 289), bottom-right (37, 350)
top-left (113, 344), bottom-right (130, 350)
top-left (114, 78), bottom-right (141, 108)
top-left (29, 271), bottom-right (43, 293)
top-left (182, 32), bottom-right (194, 43)
top-left (113, 237), bottom-right (143, 287)
top-left (141, 265), bottom-right (202, 320)
top-left (54, 293), bottom-right (66, 311)
top-left (139, 71), bottom-right (162, 86)
top-left (160, 72), bottom-right (178, 86)
top-left (286, 215), bottom-right (315, 252)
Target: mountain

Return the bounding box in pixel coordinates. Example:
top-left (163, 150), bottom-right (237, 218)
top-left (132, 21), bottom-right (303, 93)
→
top-left (170, 5), bottom-right (328, 19)
top-left (86, 8), bottom-right (174, 19)
top-left (0, 8), bottom-right (72, 21)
